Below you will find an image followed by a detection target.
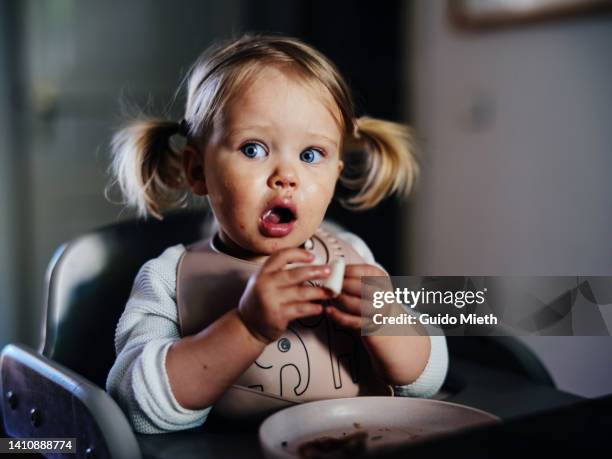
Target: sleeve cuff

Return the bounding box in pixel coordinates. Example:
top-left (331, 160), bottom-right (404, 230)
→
top-left (132, 339), bottom-right (211, 432)
top-left (392, 335), bottom-right (449, 398)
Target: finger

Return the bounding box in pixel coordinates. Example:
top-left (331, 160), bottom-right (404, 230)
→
top-left (334, 293), bottom-right (362, 315)
top-left (344, 264), bottom-right (387, 278)
top-left (344, 265), bottom-right (393, 299)
top-left (335, 294), bottom-right (385, 323)
top-left (275, 264), bottom-right (331, 286)
top-left (286, 302), bottom-right (324, 320)
top-left (262, 248), bottom-right (314, 273)
top-left (325, 306), bottom-right (364, 330)
top-left (340, 277), bottom-right (362, 297)
top-left (342, 279), bottom-right (390, 306)
top-left (280, 285), bottom-right (333, 304)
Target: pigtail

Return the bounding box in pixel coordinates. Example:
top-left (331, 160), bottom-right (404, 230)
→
top-left (109, 118), bottom-right (188, 219)
top-left (339, 116), bottom-right (419, 210)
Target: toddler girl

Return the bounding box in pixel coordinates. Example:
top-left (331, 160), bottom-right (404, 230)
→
top-left (106, 34), bottom-right (448, 434)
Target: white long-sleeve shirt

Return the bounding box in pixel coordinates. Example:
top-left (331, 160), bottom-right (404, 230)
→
top-left (105, 232), bottom-right (449, 434)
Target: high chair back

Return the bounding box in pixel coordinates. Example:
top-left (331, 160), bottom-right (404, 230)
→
top-left (1, 211), bottom-right (216, 458)
top-left (40, 209), bottom-right (216, 388)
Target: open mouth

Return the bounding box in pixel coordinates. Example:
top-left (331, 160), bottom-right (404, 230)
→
top-left (262, 206), bottom-right (296, 225)
top-left (259, 200), bottom-right (298, 238)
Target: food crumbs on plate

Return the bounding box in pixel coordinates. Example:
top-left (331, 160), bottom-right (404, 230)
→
top-left (353, 422), bottom-right (361, 429)
top-left (281, 441), bottom-right (288, 448)
top-left (297, 431), bottom-right (367, 459)
top-left (371, 435), bottom-right (383, 441)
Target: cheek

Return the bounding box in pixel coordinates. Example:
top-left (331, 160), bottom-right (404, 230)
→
top-left (206, 158), bottom-right (243, 202)
top-left (212, 180), bottom-right (249, 214)
top-left (300, 170), bottom-right (338, 207)
top-left (208, 165), bottom-right (262, 219)
top-left (209, 183), bottom-right (250, 232)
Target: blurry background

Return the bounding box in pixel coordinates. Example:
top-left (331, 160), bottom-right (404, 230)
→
top-left (0, 0), bottom-right (610, 398)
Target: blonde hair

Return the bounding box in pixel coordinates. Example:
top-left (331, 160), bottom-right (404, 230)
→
top-left (109, 33), bottom-right (418, 219)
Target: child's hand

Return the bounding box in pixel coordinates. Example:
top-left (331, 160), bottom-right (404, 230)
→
top-left (238, 248), bottom-right (333, 344)
top-left (326, 264), bottom-right (390, 330)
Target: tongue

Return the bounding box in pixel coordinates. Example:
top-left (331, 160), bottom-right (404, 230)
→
top-left (262, 209), bottom-right (282, 224)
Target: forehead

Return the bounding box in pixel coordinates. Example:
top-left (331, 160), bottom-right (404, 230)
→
top-left (220, 65), bottom-right (343, 144)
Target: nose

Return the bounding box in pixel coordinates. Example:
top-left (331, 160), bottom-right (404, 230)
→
top-left (267, 160), bottom-right (298, 190)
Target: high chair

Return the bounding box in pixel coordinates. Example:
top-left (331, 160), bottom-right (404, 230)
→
top-left (0, 210), bottom-right (555, 459)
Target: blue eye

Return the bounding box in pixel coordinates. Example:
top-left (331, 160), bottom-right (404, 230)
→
top-left (300, 148), bottom-right (323, 164)
top-left (240, 142), bottom-right (267, 159)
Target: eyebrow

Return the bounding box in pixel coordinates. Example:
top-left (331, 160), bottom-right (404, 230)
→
top-left (226, 126), bottom-right (339, 149)
top-left (226, 125), bottom-right (272, 139)
top-left (308, 132), bottom-right (339, 148)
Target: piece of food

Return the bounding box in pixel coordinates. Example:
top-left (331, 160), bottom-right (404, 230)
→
top-left (297, 430), bottom-right (368, 459)
top-left (321, 258), bottom-right (345, 297)
top-left (286, 256), bottom-right (345, 297)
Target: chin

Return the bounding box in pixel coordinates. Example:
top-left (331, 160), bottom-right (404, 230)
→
top-left (254, 233), bottom-right (304, 254)
top-left (260, 236), bottom-right (300, 252)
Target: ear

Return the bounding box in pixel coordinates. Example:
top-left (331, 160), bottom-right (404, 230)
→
top-left (337, 159), bottom-right (344, 175)
top-left (183, 145), bottom-right (208, 195)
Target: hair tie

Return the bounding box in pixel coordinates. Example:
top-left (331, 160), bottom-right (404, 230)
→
top-left (178, 118), bottom-right (189, 137)
top-left (169, 119), bottom-right (189, 154)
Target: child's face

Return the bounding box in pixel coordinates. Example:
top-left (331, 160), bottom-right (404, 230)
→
top-left (187, 66), bottom-right (344, 258)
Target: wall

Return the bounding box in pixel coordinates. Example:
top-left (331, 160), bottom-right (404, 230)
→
top-left (0, 1), bottom-right (20, 347)
top-left (408, 0), bottom-right (612, 397)
top-left (0, 0), bottom-right (242, 349)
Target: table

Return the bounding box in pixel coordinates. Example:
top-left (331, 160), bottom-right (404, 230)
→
top-left (135, 358), bottom-right (584, 459)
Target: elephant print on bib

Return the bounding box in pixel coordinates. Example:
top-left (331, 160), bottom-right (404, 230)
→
top-left (238, 326), bottom-right (311, 397)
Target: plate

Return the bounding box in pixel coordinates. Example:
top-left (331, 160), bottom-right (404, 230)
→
top-left (259, 396), bottom-right (500, 458)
